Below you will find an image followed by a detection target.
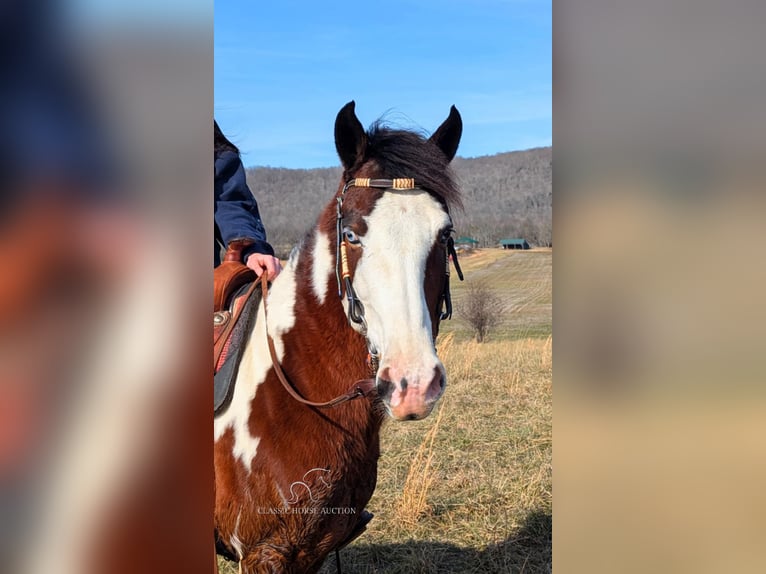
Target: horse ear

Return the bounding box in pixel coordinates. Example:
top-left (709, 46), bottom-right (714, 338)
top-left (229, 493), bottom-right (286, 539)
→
top-left (429, 105), bottom-right (462, 162)
top-left (334, 101), bottom-right (367, 169)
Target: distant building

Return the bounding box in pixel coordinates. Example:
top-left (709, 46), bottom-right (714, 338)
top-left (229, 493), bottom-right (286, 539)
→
top-left (454, 236), bottom-right (479, 250)
top-left (499, 238), bottom-right (530, 250)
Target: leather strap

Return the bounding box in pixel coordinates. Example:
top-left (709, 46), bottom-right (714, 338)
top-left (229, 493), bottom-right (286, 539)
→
top-left (344, 178), bottom-right (417, 191)
top-left (261, 273), bottom-right (376, 408)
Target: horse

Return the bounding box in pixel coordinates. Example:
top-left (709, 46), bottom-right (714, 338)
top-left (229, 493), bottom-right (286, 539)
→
top-left (214, 101), bottom-right (463, 573)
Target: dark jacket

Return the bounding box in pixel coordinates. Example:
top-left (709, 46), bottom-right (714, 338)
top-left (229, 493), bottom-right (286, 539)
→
top-left (214, 150), bottom-right (274, 266)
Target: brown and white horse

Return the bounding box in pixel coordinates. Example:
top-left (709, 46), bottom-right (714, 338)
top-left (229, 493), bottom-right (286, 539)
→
top-left (214, 101), bottom-right (463, 573)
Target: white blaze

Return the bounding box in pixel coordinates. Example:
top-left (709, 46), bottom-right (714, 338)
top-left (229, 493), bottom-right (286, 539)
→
top-left (351, 190), bottom-right (449, 381)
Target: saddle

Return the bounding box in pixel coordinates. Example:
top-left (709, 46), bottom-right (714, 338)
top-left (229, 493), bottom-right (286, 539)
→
top-left (214, 239), bottom-right (262, 415)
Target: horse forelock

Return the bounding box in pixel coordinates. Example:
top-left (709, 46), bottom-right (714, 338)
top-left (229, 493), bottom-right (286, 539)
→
top-left (344, 123), bottom-right (462, 213)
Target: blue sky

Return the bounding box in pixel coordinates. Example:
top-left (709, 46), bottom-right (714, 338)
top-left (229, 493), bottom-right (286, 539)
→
top-left (215, 0), bottom-right (551, 168)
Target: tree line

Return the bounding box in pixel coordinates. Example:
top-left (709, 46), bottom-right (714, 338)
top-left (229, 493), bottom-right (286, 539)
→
top-left (246, 146), bottom-right (551, 259)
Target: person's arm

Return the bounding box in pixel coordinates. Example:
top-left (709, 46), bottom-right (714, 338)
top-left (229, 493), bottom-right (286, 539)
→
top-left (214, 150), bottom-right (273, 258)
top-left (214, 151), bottom-right (282, 277)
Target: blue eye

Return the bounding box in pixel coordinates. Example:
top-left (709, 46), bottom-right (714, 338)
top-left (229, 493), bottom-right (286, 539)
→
top-left (343, 227), bottom-right (361, 245)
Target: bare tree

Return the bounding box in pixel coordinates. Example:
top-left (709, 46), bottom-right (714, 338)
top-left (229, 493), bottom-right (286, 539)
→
top-left (456, 281), bottom-right (506, 342)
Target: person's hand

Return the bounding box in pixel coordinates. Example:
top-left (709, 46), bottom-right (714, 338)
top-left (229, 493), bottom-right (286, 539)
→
top-left (246, 252), bottom-right (283, 279)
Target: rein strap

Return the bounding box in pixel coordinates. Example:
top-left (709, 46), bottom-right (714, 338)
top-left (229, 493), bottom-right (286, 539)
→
top-left (262, 273), bottom-right (376, 409)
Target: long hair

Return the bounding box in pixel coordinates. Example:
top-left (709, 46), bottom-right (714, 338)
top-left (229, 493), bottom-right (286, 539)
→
top-left (214, 120), bottom-right (240, 157)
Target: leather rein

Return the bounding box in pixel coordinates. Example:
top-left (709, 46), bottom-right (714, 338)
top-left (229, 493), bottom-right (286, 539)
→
top-left (262, 272), bottom-right (377, 409)
top-left (261, 177), bottom-right (462, 410)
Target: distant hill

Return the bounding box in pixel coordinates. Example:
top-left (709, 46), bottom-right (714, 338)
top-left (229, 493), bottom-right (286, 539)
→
top-left (245, 146), bottom-right (551, 258)
top-left (451, 147), bottom-right (551, 249)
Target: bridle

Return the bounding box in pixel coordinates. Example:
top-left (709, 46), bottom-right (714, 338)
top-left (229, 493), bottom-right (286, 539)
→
top-left (263, 177), bottom-right (463, 410)
top-left (335, 177), bottom-right (464, 331)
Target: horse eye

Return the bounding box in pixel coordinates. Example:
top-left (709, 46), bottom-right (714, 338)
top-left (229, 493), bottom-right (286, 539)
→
top-left (343, 228), bottom-right (361, 245)
top-left (440, 227), bottom-right (454, 244)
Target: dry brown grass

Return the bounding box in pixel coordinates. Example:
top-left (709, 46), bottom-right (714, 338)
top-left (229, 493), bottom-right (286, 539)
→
top-left (219, 250), bottom-right (552, 573)
top-left (320, 335), bottom-right (551, 574)
top-left (394, 401), bottom-right (444, 526)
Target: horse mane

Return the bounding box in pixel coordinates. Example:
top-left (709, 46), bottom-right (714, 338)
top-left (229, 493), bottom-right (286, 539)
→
top-left (362, 122), bottom-right (463, 212)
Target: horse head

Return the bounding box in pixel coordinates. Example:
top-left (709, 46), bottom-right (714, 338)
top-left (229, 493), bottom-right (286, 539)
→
top-left (331, 101), bottom-right (463, 421)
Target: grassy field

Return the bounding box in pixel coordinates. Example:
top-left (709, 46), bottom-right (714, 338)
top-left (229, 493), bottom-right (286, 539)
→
top-left (220, 249), bottom-right (552, 573)
top-left (443, 248), bottom-right (552, 342)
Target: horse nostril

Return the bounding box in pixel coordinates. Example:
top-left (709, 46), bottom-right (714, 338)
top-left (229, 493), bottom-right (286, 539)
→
top-left (439, 376), bottom-right (445, 390)
top-left (376, 376), bottom-right (393, 398)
